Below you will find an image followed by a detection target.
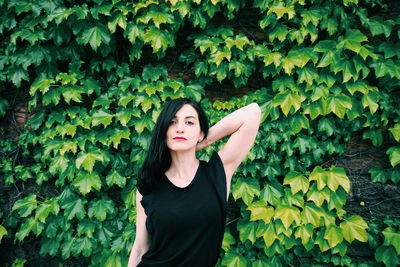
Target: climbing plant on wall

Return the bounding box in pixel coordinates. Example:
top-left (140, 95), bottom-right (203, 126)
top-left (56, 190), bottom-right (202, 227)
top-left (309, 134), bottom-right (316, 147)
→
top-left (0, 0), bottom-right (399, 266)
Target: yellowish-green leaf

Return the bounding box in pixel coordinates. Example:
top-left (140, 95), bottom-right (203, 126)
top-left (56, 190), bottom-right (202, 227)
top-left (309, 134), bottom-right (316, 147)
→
top-left (324, 224), bottom-right (343, 248)
top-left (307, 185), bottom-right (330, 207)
top-left (387, 147), bottom-right (400, 167)
top-left (340, 215), bottom-right (368, 242)
top-left (12, 194), bottom-right (37, 217)
top-left (389, 124), bottom-right (400, 142)
top-left (72, 172), bottom-right (102, 195)
top-left (273, 91), bottom-right (302, 116)
top-left (301, 203), bottom-right (324, 227)
top-left (294, 224), bottom-right (313, 245)
top-left (274, 205), bottom-right (301, 229)
top-left (35, 199), bottom-right (60, 223)
top-left (283, 171), bottom-right (309, 194)
top-left (232, 178), bottom-right (260, 205)
top-left (327, 167), bottom-right (351, 193)
top-left (309, 166), bottom-right (327, 190)
top-left (76, 150), bottom-right (105, 172)
top-left (267, 4), bottom-right (295, 19)
top-left (362, 91), bottom-right (379, 114)
top-left (257, 222), bottom-right (278, 247)
top-left (109, 127), bottom-right (130, 149)
top-left (92, 110), bottom-right (114, 128)
top-left (247, 200), bottom-right (274, 224)
top-left (0, 225), bottom-right (7, 242)
top-left (383, 227), bottom-right (400, 255)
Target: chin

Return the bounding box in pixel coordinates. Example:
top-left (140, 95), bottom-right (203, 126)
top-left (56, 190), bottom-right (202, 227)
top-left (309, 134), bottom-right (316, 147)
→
top-left (167, 143), bottom-right (196, 152)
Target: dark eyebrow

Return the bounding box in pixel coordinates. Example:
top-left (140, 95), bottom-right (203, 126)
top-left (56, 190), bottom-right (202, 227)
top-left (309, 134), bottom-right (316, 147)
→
top-left (172, 115), bottom-right (197, 120)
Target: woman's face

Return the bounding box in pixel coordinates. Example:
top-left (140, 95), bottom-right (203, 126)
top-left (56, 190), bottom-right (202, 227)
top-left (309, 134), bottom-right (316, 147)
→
top-left (166, 104), bottom-right (204, 152)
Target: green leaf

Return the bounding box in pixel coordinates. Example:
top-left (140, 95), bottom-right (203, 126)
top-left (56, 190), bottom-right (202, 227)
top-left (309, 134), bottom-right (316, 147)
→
top-left (108, 13), bottom-right (127, 33)
top-left (283, 171), bottom-right (309, 194)
top-left (49, 155), bottom-right (69, 175)
top-left (376, 245), bottom-right (400, 267)
top-left (321, 17), bottom-right (338, 35)
top-left (273, 91), bottom-right (302, 116)
top-left (72, 172), bottom-right (102, 195)
top-left (62, 86), bottom-right (85, 104)
top-left (282, 50), bottom-right (310, 75)
top-left (324, 224), bottom-right (343, 248)
top-left (389, 124), bottom-right (400, 142)
top-left (298, 67), bottom-right (318, 86)
top-left (301, 203), bottom-right (324, 227)
top-left (362, 91), bottom-right (379, 114)
top-left (76, 150), bottom-right (105, 172)
top-left (337, 29), bottom-right (367, 53)
top-left (91, 110), bottom-right (114, 128)
top-left (88, 198), bottom-right (114, 222)
top-left (106, 170), bottom-right (126, 188)
top-left (61, 197), bottom-right (87, 220)
top-left (383, 227), bottom-right (400, 255)
top-left (210, 47), bottom-right (231, 66)
top-left (222, 231), bottom-right (235, 252)
top-left (12, 194), bottom-right (37, 217)
top-left (294, 224), bottom-right (313, 245)
top-left (387, 147), bottom-right (400, 167)
top-left (327, 94), bottom-right (352, 118)
top-left (139, 10), bottom-right (174, 29)
top-left (16, 217), bottom-right (42, 241)
top-left (80, 24), bottom-right (111, 50)
top-left (109, 128), bottom-right (130, 149)
top-left (143, 26), bottom-right (174, 53)
top-left (232, 178), bottom-right (260, 205)
top-left (142, 64), bottom-right (168, 82)
top-left (340, 215), bottom-right (368, 242)
top-left (105, 253), bottom-right (123, 267)
top-left (290, 114), bottom-right (309, 134)
top-left (363, 129), bottom-right (383, 147)
top-left (260, 182), bottom-right (283, 206)
top-left (225, 35), bottom-right (250, 50)
top-left (237, 219), bottom-right (257, 244)
top-left (369, 167), bottom-right (387, 183)
top-left (257, 222), bottom-right (278, 247)
top-left (0, 225), bottom-right (7, 242)
top-left (221, 251), bottom-right (248, 267)
top-left (274, 205), bottom-right (301, 229)
top-left (318, 118), bottom-right (335, 136)
top-left (269, 24), bottom-right (288, 42)
top-left (247, 200), bottom-right (274, 224)
top-left (35, 199), bottom-right (60, 223)
top-left (369, 17), bottom-right (393, 38)
top-left (343, 0), bottom-right (358, 6)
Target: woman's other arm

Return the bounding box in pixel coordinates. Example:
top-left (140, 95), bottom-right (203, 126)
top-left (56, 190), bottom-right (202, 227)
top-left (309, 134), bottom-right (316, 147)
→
top-left (127, 190), bottom-right (150, 267)
top-left (197, 102), bottom-right (261, 184)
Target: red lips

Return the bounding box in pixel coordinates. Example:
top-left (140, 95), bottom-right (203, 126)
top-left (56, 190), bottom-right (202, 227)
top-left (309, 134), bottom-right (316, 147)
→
top-left (173, 137), bottom-right (187, 141)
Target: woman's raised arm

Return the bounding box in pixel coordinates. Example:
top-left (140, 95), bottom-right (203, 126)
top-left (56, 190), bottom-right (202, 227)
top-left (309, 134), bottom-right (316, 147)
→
top-left (197, 102), bottom-right (261, 181)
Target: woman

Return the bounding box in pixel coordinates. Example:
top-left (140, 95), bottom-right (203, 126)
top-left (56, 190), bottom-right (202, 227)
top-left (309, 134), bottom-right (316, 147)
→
top-left (128, 98), bottom-right (261, 267)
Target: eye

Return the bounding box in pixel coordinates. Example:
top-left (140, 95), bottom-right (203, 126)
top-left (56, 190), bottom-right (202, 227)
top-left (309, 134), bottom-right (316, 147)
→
top-left (169, 120), bottom-right (177, 125)
top-left (186, 121), bottom-right (194, 125)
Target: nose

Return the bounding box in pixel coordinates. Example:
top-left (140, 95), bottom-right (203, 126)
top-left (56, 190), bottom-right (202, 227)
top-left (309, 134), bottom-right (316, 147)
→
top-left (175, 121), bottom-right (184, 133)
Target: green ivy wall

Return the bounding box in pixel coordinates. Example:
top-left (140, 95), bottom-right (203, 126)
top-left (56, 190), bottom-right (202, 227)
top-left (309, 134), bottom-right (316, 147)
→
top-left (0, 0), bottom-right (399, 266)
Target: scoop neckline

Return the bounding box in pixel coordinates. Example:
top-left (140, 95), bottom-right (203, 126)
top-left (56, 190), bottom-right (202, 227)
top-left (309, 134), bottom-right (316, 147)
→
top-left (164, 160), bottom-right (203, 190)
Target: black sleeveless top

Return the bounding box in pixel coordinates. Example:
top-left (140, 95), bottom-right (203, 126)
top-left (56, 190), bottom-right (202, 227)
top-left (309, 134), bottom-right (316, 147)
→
top-left (137, 152), bottom-right (227, 267)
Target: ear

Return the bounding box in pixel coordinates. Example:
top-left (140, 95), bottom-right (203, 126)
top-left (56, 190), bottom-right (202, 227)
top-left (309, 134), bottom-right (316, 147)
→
top-left (198, 131), bottom-right (205, 142)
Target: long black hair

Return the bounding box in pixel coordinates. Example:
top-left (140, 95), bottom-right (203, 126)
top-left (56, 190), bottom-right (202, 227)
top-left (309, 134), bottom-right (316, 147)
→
top-left (137, 98), bottom-right (209, 194)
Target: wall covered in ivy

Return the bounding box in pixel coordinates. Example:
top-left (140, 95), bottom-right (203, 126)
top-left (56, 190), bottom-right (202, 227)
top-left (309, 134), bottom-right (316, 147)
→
top-left (0, 0), bottom-right (399, 266)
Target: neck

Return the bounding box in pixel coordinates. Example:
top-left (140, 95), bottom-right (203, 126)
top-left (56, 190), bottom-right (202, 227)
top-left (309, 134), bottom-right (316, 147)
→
top-left (167, 149), bottom-right (199, 180)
